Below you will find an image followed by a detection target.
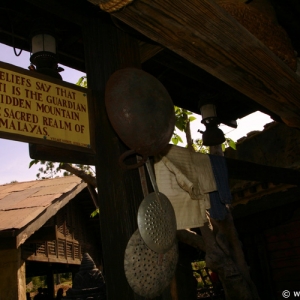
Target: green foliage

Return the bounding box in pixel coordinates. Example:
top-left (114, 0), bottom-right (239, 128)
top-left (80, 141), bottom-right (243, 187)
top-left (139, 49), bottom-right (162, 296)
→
top-left (171, 133), bottom-right (183, 145)
top-left (192, 139), bottom-right (210, 154)
top-left (28, 275), bottom-right (47, 292)
top-left (191, 260), bottom-right (206, 270)
top-left (90, 208), bottom-right (100, 218)
top-left (191, 261), bottom-right (214, 289)
top-left (29, 160), bottom-right (71, 179)
top-left (174, 106), bottom-right (195, 132)
top-left (221, 137), bottom-right (236, 152)
top-left (75, 163), bottom-right (95, 175)
top-left (29, 160), bottom-right (95, 180)
top-left (193, 137), bottom-right (236, 153)
top-left (58, 272), bottom-right (72, 283)
top-left (172, 106), bottom-right (197, 146)
top-left (76, 76), bottom-right (87, 88)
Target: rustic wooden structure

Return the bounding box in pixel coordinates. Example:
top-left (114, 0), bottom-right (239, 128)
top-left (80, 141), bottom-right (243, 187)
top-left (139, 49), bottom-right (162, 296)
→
top-left (226, 122), bottom-right (300, 298)
top-left (0, 177), bottom-right (101, 299)
top-left (1, 0), bottom-right (300, 299)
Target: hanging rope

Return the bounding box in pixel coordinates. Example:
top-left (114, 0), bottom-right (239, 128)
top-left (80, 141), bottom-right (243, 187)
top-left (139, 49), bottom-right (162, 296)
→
top-left (98, 0), bottom-right (134, 13)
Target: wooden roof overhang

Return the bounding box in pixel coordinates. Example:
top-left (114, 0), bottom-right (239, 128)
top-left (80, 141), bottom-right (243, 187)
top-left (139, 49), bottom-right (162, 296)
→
top-left (97, 0), bottom-right (300, 128)
top-left (1, 0), bottom-right (300, 127)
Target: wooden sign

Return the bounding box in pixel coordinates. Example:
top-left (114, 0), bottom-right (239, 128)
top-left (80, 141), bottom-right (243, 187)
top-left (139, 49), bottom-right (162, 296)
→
top-left (0, 61), bottom-right (94, 153)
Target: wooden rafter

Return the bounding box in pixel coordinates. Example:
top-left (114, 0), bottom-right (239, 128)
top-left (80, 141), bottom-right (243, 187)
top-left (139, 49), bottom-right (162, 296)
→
top-left (139, 41), bottom-right (164, 63)
top-left (91, 0), bottom-right (300, 128)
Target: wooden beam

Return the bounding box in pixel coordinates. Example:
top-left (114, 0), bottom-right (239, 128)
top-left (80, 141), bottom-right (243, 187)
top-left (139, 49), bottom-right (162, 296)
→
top-left (139, 41), bottom-right (164, 63)
top-left (225, 157), bottom-right (300, 185)
top-left (101, 0), bottom-right (300, 127)
top-left (25, 0), bottom-right (95, 25)
top-left (29, 144), bottom-right (96, 165)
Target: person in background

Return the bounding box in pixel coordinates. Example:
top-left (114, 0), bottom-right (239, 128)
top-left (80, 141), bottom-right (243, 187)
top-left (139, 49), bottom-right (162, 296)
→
top-left (56, 288), bottom-right (64, 300)
top-left (42, 288), bottom-right (51, 300)
top-left (34, 288), bottom-right (45, 299)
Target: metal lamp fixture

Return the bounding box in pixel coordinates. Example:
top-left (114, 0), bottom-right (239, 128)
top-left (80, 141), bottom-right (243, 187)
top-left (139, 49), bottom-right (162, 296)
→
top-left (200, 102), bottom-right (225, 146)
top-left (29, 25), bottom-right (63, 80)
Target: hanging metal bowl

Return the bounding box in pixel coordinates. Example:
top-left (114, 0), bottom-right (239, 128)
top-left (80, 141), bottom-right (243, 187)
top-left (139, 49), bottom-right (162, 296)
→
top-left (105, 68), bottom-right (175, 169)
top-left (124, 229), bottom-right (178, 299)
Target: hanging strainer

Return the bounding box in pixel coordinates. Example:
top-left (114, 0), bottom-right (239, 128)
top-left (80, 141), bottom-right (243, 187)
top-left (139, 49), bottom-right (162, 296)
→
top-left (137, 160), bottom-right (177, 254)
top-left (124, 229), bottom-right (178, 299)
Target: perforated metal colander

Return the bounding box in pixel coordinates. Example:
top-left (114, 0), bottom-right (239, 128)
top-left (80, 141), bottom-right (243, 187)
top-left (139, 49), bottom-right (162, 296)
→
top-left (137, 192), bottom-right (177, 254)
top-left (137, 159), bottom-right (177, 253)
top-left (124, 229), bottom-right (178, 299)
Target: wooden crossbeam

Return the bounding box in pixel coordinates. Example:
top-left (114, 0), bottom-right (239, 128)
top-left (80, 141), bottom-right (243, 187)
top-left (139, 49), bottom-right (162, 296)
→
top-left (225, 157), bottom-right (300, 186)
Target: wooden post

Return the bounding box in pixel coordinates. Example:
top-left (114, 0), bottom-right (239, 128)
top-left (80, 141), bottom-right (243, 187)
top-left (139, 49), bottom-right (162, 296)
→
top-left (0, 248), bottom-right (26, 300)
top-left (46, 268), bottom-right (55, 299)
top-left (82, 17), bottom-right (145, 299)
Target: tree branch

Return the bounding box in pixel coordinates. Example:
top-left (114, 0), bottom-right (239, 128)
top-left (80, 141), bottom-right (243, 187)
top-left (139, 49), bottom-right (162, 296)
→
top-left (87, 184), bottom-right (99, 209)
top-left (60, 163), bottom-right (97, 187)
top-left (176, 229), bottom-right (206, 252)
top-left (185, 119), bottom-right (194, 152)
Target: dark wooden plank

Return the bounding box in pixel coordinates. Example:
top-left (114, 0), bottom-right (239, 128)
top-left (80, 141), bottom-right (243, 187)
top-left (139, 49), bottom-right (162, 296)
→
top-left (26, 227), bottom-right (56, 243)
top-left (225, 157), bottom-right (300, 185)
top-left (274, 281), bottom-right (300, 292)
top-left (266, 229), bottom-right (300, 244)
top-left (24, 254), bottom-right (81, 264)
top-left (265, 220), bottom-right (300, 243)
top-left (139, 42), bottom-right (164, 63)
top-left (29, 143), bottom-right (96, 165)
top-left (269, 246), bottom-right (300, 261)
top-left (272, 265), bottom-right (300, 282)
top-left (269, 257), bottom-right (300, 270)
top-left (267, 239), bottom-right (300, 252)
top-left (111, 0), bottom-right (300, 127)
top-left (24, 0), bottom-right (96, 25)
top-left (0, 237), bottom-right (16, 250)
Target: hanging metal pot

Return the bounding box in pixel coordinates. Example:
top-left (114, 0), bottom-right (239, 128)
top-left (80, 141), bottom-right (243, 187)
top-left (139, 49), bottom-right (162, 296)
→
top-left (105, 68), bottom-right (175, 169)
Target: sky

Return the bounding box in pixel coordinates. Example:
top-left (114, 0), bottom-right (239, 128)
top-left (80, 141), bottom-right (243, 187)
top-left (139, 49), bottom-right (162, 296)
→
top-left (0, 43), bottom-right (272, 184)
top-left (0, 43), bottom-right (85, 184)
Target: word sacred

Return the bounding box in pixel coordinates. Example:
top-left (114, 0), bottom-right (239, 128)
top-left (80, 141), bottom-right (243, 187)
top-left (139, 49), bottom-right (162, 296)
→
top-left (0, 64), bottom-right (91, 149)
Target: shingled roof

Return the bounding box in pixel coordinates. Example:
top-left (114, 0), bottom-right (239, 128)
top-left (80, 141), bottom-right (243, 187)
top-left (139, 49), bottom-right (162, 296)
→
top-left (0, 176), bottom-right (87, 247)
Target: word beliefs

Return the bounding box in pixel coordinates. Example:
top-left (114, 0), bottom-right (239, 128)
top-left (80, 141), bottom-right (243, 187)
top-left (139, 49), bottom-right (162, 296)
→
top-left (0, 66), bottom-right (90, 149)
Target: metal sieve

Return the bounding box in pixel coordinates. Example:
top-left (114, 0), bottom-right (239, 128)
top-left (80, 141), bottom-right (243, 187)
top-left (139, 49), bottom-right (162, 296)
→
top-left (137, 192), bottom-right (177, 254)
top-left (124, 229), bottom-right (178, 299)
top-left (137, 160), bottom-right (177, 253)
